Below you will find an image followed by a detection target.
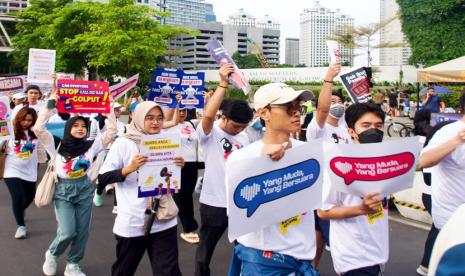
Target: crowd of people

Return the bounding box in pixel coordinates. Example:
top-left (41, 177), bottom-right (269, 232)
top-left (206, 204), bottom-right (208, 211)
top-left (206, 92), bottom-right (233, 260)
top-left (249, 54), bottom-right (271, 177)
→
top-left (1, 63), bottom-right (465, 276)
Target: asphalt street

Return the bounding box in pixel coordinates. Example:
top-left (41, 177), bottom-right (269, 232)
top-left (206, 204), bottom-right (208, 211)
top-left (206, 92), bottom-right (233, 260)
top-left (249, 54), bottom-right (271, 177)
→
top-left (0, 165), bottom-right (428, 276)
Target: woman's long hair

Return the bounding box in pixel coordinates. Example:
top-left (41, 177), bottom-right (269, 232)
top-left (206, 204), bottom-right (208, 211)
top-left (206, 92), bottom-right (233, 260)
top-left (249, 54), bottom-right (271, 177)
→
top-left (13, 107), bottom-right (38, 141)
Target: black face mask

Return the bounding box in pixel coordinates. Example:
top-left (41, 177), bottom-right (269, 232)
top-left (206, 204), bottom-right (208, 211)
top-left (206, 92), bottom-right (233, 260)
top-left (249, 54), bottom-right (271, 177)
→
top-left (357, 128), bottom-right (384, 144)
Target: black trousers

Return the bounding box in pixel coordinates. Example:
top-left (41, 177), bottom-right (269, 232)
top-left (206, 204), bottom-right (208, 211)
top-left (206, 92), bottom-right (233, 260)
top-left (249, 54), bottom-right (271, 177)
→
top-left (174, 162), bottom-right (199, 233)
top-left (4, 177), bottom-right (36, 226)
top-left (344, 264), bottom-right (382, 276)
top-left (195, 204), bottom-right (228, 276)
top-left (111, 226), bottom-right (182, 276)
top-left (420, 193), bottom-right (440, 267)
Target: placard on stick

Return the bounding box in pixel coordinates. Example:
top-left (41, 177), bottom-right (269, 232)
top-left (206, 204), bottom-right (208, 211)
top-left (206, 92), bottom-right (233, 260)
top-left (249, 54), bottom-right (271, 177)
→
top-left (56, 80), bottom-right (110, 113)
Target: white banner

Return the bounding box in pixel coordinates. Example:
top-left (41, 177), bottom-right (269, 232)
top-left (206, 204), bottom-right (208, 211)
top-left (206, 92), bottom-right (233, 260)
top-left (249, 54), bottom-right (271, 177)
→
top-left (0, 76), bottom-right (27, 96)
top-left (110, 74), bottom-right (139, 100)
top-left (227, 142), bottom-right (324, 241)
top-left (324, 137), bottom-right (421, 197)
top-left (27, 48), bottom-right (56, 84)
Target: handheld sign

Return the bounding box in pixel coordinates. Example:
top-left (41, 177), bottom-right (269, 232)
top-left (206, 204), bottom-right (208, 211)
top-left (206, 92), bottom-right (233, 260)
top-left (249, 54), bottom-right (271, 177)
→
top-left (148, 68), bottom-right (181, 108)
top-left (110, 74), bottom-right (139, 101)
top-left (326, 40), bottom-right (341, 64)
top-left (56, 80), bottom-right (110, 114)
top-left (179, 71), bottom-right (205, 109)
top-left (0, 76), bottom-right (26, 96)
top-left (138, 134), bottom-right (181, 197)
top-left (325, 137), bottom-right (421, 197)
top-left (340, 67), bottom-right (372, 103)
top-left (206, 39), bottom-right (251, 95)
top-left (27, 48), bottom-right (56, 84)
top-left (227, 142), bottom-right (323, 241)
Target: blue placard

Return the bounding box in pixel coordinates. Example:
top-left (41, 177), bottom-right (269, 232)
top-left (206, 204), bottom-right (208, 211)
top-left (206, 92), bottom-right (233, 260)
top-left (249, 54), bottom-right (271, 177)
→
top-left (148, 68), bottom-right (182, 108)
top-left (179, 71), bottom-right (205, 109)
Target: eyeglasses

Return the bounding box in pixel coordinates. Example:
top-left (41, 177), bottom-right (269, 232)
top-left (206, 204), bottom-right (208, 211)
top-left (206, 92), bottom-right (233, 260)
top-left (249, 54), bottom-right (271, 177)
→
top-left (144, 115), bottom-right (164, 123)
top-left (267, 101), bottom-right (305, 116)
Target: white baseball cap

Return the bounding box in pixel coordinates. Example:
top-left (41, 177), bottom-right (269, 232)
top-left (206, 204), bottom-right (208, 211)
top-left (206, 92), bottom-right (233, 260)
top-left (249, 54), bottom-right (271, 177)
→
top-left (113, 102), bottom-right (123, 109)
top-left (12, 92), bottom-right (27, 100)
top-left (253, 82), bottom-right (312, 109)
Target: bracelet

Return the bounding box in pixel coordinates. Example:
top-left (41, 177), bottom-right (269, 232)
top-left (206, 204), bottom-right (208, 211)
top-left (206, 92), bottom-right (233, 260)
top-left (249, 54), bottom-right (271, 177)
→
top-left (218, 84), bottom-right (228, 89)
top-left (324, 80), bottom-right (334, 84)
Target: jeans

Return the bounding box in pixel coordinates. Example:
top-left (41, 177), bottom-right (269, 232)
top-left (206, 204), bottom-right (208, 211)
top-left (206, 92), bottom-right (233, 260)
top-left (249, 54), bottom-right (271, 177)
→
top-left (48, 176), bottom-right (93, 264)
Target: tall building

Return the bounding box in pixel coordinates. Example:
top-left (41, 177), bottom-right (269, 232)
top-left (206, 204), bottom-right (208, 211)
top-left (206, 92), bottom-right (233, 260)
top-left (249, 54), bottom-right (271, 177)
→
top-left (172, 21), bottom-right (280, 70)
top-left (164, 0), bottom-right (213, 26)
top-left (299, 1), bottom-right (354, 67)
top-left (379, 0), bottom-right (411, 65)
top-left (0, 0), bottom-right (28, 14)
top-left (227, 9), bottom-right (279, 30)
top-left (204, 3), bottom-right (216, 22)
top-left (285, 38), bottom-right (299, 66)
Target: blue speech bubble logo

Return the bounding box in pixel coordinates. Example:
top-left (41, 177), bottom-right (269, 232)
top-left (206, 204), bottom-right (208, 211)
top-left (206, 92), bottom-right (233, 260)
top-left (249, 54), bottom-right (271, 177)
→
top-left (233, 159), bottom-right (320, 217)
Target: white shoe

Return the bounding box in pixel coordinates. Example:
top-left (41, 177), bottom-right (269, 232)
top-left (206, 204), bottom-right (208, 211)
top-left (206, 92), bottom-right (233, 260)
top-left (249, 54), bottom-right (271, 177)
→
top-left (64, 263), bottom-right (86, 276)
top-left (112, 206), bottom-right (118, 214)
top-left (416, 265), bottom-right (428, 276)
top-left (14, 226), bottom-right (27, 239)
top-left (105, 184), bottom-right (114, 194)
top-left (180, 232), bottom-right (200, 244)
top-left (42, 250), bottom-right (57, 276)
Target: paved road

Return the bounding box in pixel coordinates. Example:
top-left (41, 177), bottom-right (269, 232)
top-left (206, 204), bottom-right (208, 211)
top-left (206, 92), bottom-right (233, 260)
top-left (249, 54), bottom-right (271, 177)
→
top-left (0, 166), bottom-right (428, 276)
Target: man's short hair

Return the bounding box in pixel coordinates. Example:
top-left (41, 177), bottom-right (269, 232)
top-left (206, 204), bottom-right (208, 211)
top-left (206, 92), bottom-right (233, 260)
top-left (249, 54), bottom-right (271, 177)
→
top-left (222, 99), bottom-right (253, 124)
top-left (345, 103), bottom-right (385, 130)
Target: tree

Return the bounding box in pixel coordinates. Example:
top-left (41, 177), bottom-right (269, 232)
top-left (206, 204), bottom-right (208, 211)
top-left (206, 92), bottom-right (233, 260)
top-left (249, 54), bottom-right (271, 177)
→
top-left (329, 16), bottom-right (403, 66)
top-left (231, 52), bottom-right (261, 69)
top-left (10, 0), bottom-right (191, 80)
top-left (396, 0), bottom-right (465, 67)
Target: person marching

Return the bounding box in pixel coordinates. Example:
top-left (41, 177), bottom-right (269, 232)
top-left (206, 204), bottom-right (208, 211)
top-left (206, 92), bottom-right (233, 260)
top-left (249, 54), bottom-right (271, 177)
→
top-left (3, 107), bottom-right (39, 239)
top-left (195, 64), bottom-right (253, 276)
top-left (97, 101), bottom-right (184, 276)
top-left (35, 89), bottom-right (117, 276)
top-left (227, 82), bottom-right (318, 275)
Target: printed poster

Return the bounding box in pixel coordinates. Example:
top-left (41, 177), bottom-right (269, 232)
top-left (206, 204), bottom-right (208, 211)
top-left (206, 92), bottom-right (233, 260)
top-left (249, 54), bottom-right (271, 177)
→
top-left (27, 48), bottom-right (56, 84)
top-left (326, 40), bottom-right (341, 64)
top-left (0, 96), bottom-right (12, 142)
top-left (0, 76), bottom-right (27, 96)
top-left (227, 142), bottom-right (324, 241)
top-left (110, 74), bottom-right (139, 101)
top-left (138, 134), bottom-right (181, 198)
top-left (179, 71), bottom-right (205, 109)
top-left (206, 39), bottom-right (251, 95)
top-left (340, 67), bottom-right (372, 103)
top-left (56, 80), bottom-right (110, 114)
top-left (325, 137), bottom-right (421, 197)
top-left (148, 68), bottom-right (181, 108)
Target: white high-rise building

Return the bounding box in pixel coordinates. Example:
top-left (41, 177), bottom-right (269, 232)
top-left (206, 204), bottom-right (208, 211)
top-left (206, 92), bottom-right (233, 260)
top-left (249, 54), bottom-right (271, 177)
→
top-left (299, 1), bottom-right (354, 67)
top-left (379, 0), bottom-right (411, 65)
top-left (227, 9), bottom-right (280, 30)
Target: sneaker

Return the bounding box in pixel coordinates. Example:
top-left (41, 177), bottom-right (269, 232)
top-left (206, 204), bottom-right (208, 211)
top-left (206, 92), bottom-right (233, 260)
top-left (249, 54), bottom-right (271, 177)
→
top-left (42, 250), bottom-right (57, 276)
top-left (180, 232), bottom-right (200, 244)
top-left (64, 263), bottom-right (86, 276)
top-left (416, 265), bottom-right (428, 276)
top-left (93, 190), bottom-right (103, 207)
top-left (105, 184), bottom-right (114, 194)
top-left (112, 206), bottom-right (118, 215)
top-left (195, 177), bottom-right (203, 194)
top-left (14, 226), bottom-right (27, 239)
top-left (324, 245), bottom-right (331, 252)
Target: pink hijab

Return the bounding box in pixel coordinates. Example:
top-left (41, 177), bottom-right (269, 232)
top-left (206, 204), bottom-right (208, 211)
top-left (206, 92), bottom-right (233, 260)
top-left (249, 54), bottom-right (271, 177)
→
top-left (124, 101), bottom-right (163, 145)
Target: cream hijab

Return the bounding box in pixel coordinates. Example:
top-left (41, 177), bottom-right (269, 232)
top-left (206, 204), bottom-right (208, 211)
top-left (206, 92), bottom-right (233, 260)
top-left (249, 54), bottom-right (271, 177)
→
top-left (124, 101), bottom-right (163, 145)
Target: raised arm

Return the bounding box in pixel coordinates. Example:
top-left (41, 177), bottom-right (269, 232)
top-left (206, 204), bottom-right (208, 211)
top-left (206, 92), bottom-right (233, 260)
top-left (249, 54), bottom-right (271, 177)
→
top-left (202, 64), bottom-right (234, 136)
top-left (99, 100), bottom-right (118, 148)
top-left (315, 63), bottom-right (341, 128)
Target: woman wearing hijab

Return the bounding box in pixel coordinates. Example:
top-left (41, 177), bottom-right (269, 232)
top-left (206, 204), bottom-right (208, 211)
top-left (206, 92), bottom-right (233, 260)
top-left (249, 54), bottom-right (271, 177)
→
top-left (3, 107), bottom-right (39, 239)
top-left (98, 101), bottom-right (184, 276)
top-left (34, 91), bottom-right (117, 276)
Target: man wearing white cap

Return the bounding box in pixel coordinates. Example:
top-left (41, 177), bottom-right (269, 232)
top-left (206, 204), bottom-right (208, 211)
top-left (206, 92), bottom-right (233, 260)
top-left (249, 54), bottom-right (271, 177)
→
top-left (227, 83), bottom-right (318, 275)
top-left (11, 92), bottom-right (26, 108)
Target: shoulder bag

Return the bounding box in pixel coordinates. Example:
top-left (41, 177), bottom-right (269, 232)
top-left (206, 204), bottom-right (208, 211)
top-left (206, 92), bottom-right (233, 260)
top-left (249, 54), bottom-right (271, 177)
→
top-left (35, 143), bottom-right (61, 208)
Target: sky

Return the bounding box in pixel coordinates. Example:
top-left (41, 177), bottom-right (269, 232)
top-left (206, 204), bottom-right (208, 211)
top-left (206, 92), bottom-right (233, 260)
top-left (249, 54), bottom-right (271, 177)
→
top-left (207, 0), bottom-right (381, 66)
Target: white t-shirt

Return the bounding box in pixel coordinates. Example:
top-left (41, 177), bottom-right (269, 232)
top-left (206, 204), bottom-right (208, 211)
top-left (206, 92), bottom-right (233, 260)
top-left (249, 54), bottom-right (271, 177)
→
top-left (197, 121), bottom-right (249, 208)
top-left (99, 137), bottom-right (177, 237)
top-left (322, 187), bottom-right (389, 274)
top-left (42, 135), bottom-right (105, 179)
top-left (422, 120), bottom-right (465, 229)
top-left (306, 118), bottom-right (351, 144)
top-left (11, 101), bottom-right (46, 120)
top-left (166, 122), bottom-right (198, 162)
top-left (232, 139), bottom-right (316, 261)
top-left (4, 131), bottom-right (39, 182)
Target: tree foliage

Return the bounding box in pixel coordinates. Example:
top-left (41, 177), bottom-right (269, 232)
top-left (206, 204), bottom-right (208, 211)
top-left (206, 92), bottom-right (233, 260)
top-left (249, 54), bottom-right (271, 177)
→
top-left (231, 52), bottom-right (261, 69)
top-left (10, 0), bottom-right (192, 80)
top-left (397, 0), bottom-right (465, 67)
